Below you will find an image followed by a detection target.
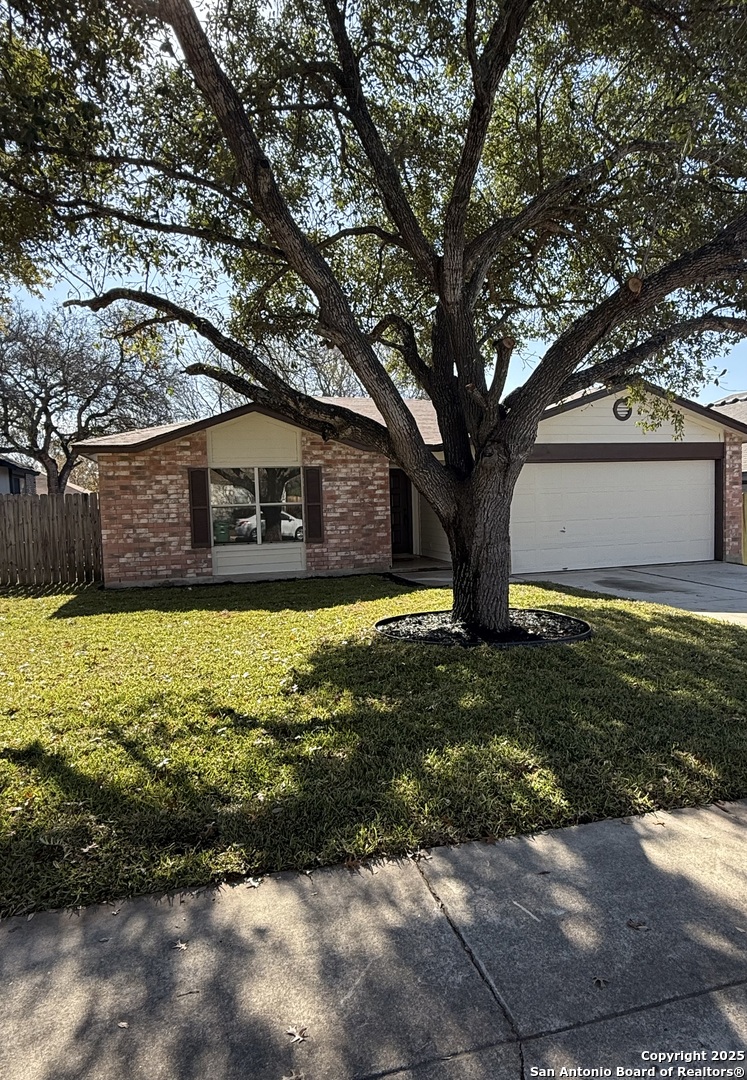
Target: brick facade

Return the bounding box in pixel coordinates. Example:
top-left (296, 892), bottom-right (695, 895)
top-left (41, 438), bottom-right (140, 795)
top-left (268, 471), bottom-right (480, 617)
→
top-left (99, 432), bottom-right (213, 585)
top-left (722, 431), bottom-right (743, 562)
top-left (301, 433), bottom-right (392, 574)
top-left (95, 417), bottom-right (744, 587)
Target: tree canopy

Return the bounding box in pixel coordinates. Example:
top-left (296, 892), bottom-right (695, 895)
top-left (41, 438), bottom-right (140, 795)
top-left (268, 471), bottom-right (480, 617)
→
top-left (2, 0), bottom-right (746, 626)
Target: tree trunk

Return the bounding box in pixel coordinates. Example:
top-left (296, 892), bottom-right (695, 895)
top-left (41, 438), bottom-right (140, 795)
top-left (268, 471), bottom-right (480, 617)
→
top-left (445, 453), bottom-right (523, 634)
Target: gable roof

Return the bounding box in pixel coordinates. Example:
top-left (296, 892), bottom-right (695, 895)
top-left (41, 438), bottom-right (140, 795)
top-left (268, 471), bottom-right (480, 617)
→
top-left (73, 398), bottom-right (442, 454)
top-left (544, 381), bottom-right (747, 437)
top-left (73, 384), bottom-right (747, 457)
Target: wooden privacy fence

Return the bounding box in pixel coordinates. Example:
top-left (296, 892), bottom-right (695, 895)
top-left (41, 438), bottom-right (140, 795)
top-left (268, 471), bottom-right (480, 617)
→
top-left (0, 493), bottom-right (102, 585)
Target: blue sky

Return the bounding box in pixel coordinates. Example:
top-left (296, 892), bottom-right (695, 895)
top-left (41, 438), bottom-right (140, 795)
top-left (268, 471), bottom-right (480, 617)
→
top-left (503, 338), bottom-right (747, 405)
top-left (17, 281), bottom-right (747, 407)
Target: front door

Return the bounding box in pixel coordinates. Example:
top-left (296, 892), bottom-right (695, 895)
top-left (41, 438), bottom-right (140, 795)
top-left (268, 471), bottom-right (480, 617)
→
top-left (389, 469), bottom-right (413, 555)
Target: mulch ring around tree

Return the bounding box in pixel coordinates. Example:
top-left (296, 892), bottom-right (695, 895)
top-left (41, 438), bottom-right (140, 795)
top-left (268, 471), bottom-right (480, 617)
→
top-left (375, 608), bottom-right (592, 648)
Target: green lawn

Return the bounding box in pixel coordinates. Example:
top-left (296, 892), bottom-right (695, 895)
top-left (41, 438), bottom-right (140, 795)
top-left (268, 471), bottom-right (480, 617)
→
top-left (1, 575), bottom-right (746, 916)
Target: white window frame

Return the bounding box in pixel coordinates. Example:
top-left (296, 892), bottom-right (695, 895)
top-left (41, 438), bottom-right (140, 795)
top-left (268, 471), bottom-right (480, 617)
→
top-left (209, 465), bottom-right (304, 547)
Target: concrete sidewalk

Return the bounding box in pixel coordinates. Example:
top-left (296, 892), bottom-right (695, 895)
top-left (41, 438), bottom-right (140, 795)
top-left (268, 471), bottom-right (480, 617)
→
top-left (3, 802), bottom-right (747, 1079)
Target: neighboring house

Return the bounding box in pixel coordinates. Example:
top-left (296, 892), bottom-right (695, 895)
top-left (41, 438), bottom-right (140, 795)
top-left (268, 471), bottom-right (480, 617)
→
top-left (709, 392), bottom-right (747, 491)
top-left (74, 385), bottom-right (747, 588)
top-left (34, 475), bottom-right (92, 496)
top-left (0, 457), bottom-right (37, 495)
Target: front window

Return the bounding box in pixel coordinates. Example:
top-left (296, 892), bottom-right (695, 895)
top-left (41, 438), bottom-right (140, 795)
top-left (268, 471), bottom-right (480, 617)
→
top-left (210, 467), bottom-right (304, 545)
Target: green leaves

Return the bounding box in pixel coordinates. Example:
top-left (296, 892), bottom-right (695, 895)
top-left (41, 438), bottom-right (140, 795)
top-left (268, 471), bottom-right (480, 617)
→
top-left (0, 0), bottom-right (745, 400)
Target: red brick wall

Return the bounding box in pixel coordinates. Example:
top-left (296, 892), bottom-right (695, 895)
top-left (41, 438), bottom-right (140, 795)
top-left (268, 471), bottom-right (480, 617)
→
top-left (723, 431), bottom-right (743, 562)
top-left (301, 433), bottom-right (392, 573)
top-left (98, 432), bottom-right (212, 585)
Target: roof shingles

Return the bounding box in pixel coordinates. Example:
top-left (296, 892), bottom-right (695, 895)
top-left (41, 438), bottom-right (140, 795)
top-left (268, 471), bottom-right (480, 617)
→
top-left (75, 388), bottom-right (747, 456)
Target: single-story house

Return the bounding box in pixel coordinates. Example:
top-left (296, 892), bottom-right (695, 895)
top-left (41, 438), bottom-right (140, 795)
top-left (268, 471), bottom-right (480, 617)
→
top-left (709, 392), bottom-right (747, 490)
top-left (74, 385), bottom-right (747, 588)
top-left (0, 457), bottom-right (37, 495)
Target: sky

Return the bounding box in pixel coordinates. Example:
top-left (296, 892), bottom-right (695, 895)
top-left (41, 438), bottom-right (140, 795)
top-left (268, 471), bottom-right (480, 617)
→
top-left (18, 280), bottom-right (747, 409)
top-left (503, 338), bottom-right (747, 406)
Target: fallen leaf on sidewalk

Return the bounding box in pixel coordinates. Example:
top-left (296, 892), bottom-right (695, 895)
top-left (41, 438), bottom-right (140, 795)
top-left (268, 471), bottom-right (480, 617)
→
top-left (173, 939), bottom-right (188, 950)
top-left (286, 1027), bottom-right (308, 1044)
top-left (118, 1022), bottom-right (129, 1029)
top-left (626, 919), bottom-right (649, 931)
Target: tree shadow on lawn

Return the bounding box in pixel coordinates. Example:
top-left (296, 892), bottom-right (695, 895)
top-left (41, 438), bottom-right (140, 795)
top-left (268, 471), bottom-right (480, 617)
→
top-left (3, 703), bottom-right (747, 1075)
top-left (44, 573), bottom-right (413, 618)
top-left (3, 593), bottom-right (747, 910)
top-left (3, 588), bottom-right (747, 1074)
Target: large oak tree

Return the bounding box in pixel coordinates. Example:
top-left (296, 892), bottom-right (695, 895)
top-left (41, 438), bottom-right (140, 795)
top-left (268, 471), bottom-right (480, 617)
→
top-left (2, 0), bottom-right (747, 629)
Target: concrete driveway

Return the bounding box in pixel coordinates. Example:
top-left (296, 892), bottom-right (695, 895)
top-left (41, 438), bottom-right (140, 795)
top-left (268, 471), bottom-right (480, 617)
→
top-left (514, 560), bottom-right (747, 624)
top-left (393, 560), bottom-right (747, 625)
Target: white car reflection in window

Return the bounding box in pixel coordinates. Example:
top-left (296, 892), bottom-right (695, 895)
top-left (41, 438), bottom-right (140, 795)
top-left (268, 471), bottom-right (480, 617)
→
top-left (235, 512), bottom-right (304, 543)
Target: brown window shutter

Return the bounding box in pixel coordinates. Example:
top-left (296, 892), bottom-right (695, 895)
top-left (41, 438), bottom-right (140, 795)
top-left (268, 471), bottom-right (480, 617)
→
top-left (303, 466), bottom-right (324, 543)
top-left (189, 469), bottom-right (211, 548)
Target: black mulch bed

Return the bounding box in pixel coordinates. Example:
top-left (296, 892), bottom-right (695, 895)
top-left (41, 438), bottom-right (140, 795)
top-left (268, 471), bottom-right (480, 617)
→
top-left (375, 608), bottom-right (592, 648)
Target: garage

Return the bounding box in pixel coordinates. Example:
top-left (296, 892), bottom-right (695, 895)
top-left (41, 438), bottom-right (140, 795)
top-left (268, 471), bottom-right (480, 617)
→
top-left (510, 458), bottom-right (714, 574)
top-left (418, 385), bottom-right (746, 573)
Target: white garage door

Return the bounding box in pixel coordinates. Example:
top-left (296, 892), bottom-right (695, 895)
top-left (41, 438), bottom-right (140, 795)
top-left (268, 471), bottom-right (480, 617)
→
top-left (510, 459), bottom-right (714, 574)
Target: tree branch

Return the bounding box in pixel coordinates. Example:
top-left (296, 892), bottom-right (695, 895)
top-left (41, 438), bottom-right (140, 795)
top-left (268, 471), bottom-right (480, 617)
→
top-left (502, 213), bottom-right (747, 439)
top-left (9, 144), bottom-right (257, 213)
top-left (368, 314), bottom-right (433, 393)
top-left (441, 0), bottom-right (535, 302)
top-left (318, 224), bottom-right (406, 252)
top-left (319, 0), bottom-right (437, 283)
top-left (64, 287), bottom-right (395, 456)
top-left (182, 362), bottom-right (391, 449)
top-left (464, 140), bottom-right (666, 302)
top-left (557, 314), bottom-right (747, 399)
top-left (153, 0), bottom-right (450, 510)
top-left (0, 173), bottom-right (284, 259)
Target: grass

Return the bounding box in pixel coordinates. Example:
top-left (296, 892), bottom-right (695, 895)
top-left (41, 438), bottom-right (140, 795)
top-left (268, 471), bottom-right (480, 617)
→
top-left (1, 574), bottom-right (747, 916)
